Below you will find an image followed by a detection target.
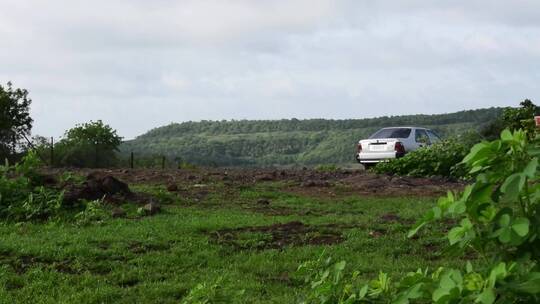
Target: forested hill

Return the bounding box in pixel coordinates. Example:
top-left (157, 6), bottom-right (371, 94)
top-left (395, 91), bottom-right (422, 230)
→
top-left (120, 107), bottom-right (503, 167)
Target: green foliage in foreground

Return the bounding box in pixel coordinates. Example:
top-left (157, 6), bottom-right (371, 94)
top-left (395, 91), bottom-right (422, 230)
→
top-left (0, 180), bottom-right (455, 303)
top-left (0, 151), bottom-right (114, 224)
top-left (373, 139), bottom-right (471, 179)
top-left (0, 152), bottom-right (65, 221)
top-left (297, 129), bottom-right (540, 303)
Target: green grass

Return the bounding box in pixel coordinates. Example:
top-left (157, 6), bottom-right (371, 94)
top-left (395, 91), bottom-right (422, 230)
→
top-left (0, 181), bottom-right (458, 303)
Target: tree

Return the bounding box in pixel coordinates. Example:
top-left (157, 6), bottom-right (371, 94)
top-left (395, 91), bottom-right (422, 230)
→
top-left (0, 82), bottom-right (33, 160)
top-left (480, 99), bottom-right (539, 140)
top-left (56, 120), bottom-right (122, 168)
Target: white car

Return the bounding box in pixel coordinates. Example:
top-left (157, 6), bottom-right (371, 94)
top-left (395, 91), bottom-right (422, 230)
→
top-left (355, 127), bottom-right (441, 168)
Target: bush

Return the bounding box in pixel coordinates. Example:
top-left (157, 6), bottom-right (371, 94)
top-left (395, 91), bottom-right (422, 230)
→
top-left (480, 99), bottom-right (539, 140)
top-left (373, 139), bottom-right (470, 178)
top-left (0, 152), bottom-right (65, 221)
top-left (74, 199), bottom-right (108, 226)
top-left (297, 129), bottom-right (540, 303)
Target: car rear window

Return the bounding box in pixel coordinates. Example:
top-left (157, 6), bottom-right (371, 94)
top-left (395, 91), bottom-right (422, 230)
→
top-left (369, 128), bottom-right (412, 139)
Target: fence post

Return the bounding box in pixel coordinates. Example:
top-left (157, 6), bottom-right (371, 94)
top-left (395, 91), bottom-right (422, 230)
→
top-left (50, 137), bottom-right (54, 167)
top-left (130, 152), bottom-right (134, 169)
top-left (161, 156), bottom-right (166, 169)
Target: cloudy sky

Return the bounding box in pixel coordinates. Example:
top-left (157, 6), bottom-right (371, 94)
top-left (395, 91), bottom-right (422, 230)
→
top-left (1, 0), bottom-right (539, 139)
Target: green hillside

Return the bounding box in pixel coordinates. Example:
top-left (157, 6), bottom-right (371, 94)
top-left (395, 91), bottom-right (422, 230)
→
top-left (120, 107), bottom-right (503, 167)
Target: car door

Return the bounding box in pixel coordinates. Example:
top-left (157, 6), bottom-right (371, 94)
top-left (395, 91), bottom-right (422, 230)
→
top-left (414, 129), bottom-right (431, 149)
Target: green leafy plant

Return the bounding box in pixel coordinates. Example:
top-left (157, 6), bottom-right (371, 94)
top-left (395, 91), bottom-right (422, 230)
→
top-left (58, 171), bottom-right (85, 185)
top-left (74, 199), bottom-right (108, 226)
top-left (299, 129), bottom-right (540, 303)
top-left (0, 151), bottom-right (65, 221)
top-left (297, 255), bottom-right (366, 304)
top-left (373, 139), bottom-right (470, 178)
top-left (15, 150), bottom-right (44, 185)
top-left (20, 186), bottom-right (64, 220)
top-left (182, 276), bottom-right (245, 304)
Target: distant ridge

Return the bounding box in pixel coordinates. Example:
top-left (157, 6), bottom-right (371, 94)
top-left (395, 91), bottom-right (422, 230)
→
top-left (121, 107), bottom-right (503, 166)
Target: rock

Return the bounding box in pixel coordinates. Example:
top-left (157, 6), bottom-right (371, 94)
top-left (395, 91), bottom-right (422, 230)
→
top-left (300, 180), bottom-right (330, 187)
top-left (63, 183), bottom-right (104, 204)
top-left (40, 174), bottom-right (58, 186)
top-left (255, 174), bottom-right (274, 182)
top-left (257, 199), bottom-right (270, 205)
top-left (166, 183), bottom-right (178, 192)
top-left (111, 207), bottom-right (126, 218)
top-left (63, 175), bottom-right (131, 204)
top-left (143, 201), bottom-right (161, 215)
top-left (101, 176), bottom-right (131, 195)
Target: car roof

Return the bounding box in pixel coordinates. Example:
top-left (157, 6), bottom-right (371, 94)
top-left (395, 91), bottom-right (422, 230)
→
top-left (380, 126), bottom-right (428, 130)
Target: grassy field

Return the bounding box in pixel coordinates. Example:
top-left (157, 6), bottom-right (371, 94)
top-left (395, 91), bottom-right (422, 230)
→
top-left (0, 175), bottom-right (461, 303)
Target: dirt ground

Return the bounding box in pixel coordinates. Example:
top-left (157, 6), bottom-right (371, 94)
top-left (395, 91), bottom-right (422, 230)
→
top-left (44, 167), bottom-right (464, 198)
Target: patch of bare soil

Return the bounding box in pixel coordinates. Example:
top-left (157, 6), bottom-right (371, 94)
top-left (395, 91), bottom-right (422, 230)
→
top-left (378, 213), bottom-right (415, 225)
top-left (289, 172), bottom-right (463, 198)
top-left (209, 221), bottom-right (351, 250)
top-left (0, 250), bottom-right (80, 275)
top-left (43, 167), bottom-right (464, 199)
top-left (127, 241), bottom-right (171, 254)
top-left (246, 204), bottom-right (296, 216)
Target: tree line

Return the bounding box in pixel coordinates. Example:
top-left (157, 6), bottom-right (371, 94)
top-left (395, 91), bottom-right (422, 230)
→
top-left (1, 81), bottom-right (536, 168)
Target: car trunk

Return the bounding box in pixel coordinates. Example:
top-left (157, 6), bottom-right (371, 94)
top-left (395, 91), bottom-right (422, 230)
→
top-left (362, 139), bottom-right (398, 152)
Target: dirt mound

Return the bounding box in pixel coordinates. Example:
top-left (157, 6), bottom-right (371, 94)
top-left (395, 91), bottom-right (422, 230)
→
top-left (63, 175), bottom-right (133, 204)
top-left (210, 221), bottom-right (345, 250)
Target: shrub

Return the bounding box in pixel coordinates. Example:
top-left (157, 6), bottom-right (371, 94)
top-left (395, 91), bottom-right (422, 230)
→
top-left (0, 151), bottom-right (65, 221)
top-left (373, 139), bottom-right (470, 178)
top-left (74, 199), bottom-right (108, 226)
top-left (480, 99), bottom-right (539, 140)
top-left (298, 129), bottom-right (540, 303)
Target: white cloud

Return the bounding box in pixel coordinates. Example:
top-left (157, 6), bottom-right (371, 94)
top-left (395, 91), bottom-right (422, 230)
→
top-left (0, 0), bottom-right (539, 139)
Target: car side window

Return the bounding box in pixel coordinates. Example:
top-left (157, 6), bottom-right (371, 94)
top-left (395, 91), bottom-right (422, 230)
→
top-left (415, 129), bottom-right (430, 144)
top-left (427, 130), bottom-right (441, 143)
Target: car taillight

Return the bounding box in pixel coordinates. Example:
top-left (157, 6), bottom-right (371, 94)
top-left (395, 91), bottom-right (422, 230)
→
top-left (394, 142), bottom-right (406, 154)
top-left (357, 143), bottom-right (362, 153)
